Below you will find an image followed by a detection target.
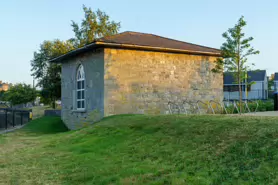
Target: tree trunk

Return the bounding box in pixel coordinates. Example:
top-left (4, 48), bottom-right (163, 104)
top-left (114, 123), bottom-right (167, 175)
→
top-left (239, 83), bottom-right (242, 114)
top-left (238, 72), bottom-right (242, 114)
top-left (237, 34), bottom-right (242, 114)
top-left (52, 98), bottom-right (56, 109)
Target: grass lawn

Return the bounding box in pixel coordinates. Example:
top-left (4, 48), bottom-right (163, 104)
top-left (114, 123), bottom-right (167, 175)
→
top-left (1, 115), bottom-right (278, 184)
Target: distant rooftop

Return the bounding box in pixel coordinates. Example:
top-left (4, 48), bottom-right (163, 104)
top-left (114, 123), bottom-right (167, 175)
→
top-left (274, 73), bottom-right (278, 81)
top-left (224, 70), bottom-right (266, 84)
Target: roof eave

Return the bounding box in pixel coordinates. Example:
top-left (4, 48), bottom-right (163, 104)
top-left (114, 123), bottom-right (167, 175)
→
top-left (49, 42), bottom-right (221, 63)
top-left (49, 42), bottom-right (99, 63)
top-left (96, 42), bottom-right (221, 56)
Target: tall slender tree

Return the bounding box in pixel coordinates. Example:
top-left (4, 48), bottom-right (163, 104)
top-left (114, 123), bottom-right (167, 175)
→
top-left (212, 16), bottom-right (259, 113)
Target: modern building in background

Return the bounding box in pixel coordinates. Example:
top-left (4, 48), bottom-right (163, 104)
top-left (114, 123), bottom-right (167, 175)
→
top-left (224, 70), bottom-right (268, 100)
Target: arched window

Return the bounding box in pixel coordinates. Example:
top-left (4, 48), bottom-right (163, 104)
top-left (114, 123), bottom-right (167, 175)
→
top-left (76, 65), bottom-right (85, 110)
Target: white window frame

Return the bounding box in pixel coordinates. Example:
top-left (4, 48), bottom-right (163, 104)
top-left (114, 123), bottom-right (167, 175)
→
top-left (76, 64), bottom-right (85, 110)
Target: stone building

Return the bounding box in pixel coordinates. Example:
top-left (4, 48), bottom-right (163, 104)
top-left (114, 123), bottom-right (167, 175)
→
top-left (0, 81), bottom-right (10, 91)
top-left (50, 31), bottom-right (223, 129)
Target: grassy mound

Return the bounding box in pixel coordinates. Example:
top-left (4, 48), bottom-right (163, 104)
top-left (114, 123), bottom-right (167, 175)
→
top-left (1, 115), bottom-right (278, 184)
top-left (23, 116), bottom-right (68, 134)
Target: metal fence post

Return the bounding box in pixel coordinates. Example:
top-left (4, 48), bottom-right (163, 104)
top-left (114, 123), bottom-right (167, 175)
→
top-left (5, 109), bottom-right (8, 129)
top-left (12, 110), bottom-right (15, 127)
top-left (0, 108), bottom-right (33, 130)
top-left (21, 111), bottom-right (23, 125)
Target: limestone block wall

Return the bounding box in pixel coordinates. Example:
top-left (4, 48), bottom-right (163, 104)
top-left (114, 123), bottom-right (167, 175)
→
top-left (61, 50), bottom-right (104, 129)
top-left (104, 48), bottom-right (223, 116)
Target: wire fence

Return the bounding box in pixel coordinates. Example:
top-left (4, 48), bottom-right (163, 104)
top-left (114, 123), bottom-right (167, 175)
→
top-left (0, 108), bottom-right (32, 130)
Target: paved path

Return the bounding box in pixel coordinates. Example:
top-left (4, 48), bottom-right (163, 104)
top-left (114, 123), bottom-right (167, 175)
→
top-left (244, 111), bottom-right (278, 117)
top-left (0, 125), bottom-right (25, 134)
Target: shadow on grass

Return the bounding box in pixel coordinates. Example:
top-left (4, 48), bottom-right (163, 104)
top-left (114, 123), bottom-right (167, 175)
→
top-left (23, 116), bottom-right (69, 134)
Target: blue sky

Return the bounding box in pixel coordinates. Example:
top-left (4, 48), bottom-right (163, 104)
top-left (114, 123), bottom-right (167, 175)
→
top-left (1, 0), bottom-right (277, 85)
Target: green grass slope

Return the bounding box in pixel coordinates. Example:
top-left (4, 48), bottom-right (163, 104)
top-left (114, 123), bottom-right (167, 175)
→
top-left (1, 115), bottom-right (278, 184)
top-left (23, 116), bottom-right (69, 134)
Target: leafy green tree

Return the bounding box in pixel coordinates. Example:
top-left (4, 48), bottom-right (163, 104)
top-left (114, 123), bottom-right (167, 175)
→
top-left (31, 40), bottom-right (74, 87)
top-left (70, 5), bottom-right (120, 47)
top-left (4, 83), bottom-right (36, 106)
top-left (31, 40), bottom-right (74, 108)
top-left (31, 5), bottom-right (120, 107)
top-left (212, 16), bottom-right (259, 113)
top-left (0, 90), bottom-right (5, 101)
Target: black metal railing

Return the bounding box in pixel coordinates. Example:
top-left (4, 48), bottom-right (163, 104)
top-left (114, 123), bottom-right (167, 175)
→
top-left (0, 108), bottom-right (32, 130)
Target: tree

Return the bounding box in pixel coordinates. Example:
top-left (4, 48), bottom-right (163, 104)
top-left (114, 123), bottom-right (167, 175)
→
top-left (30, 5), bottom-right (120, 107)
top-left (31, 40), bottom-right (74, 108)
top-left (0, 90), bottom-right (5, 101)
top-left (212, 16), bottom-right (259, 113)
top-left (70, 5), bottom-right (120, 48)
top-left (4, 83), bottom-right (37, 106)
top-left (268, 78), bottom-right (274, 91)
